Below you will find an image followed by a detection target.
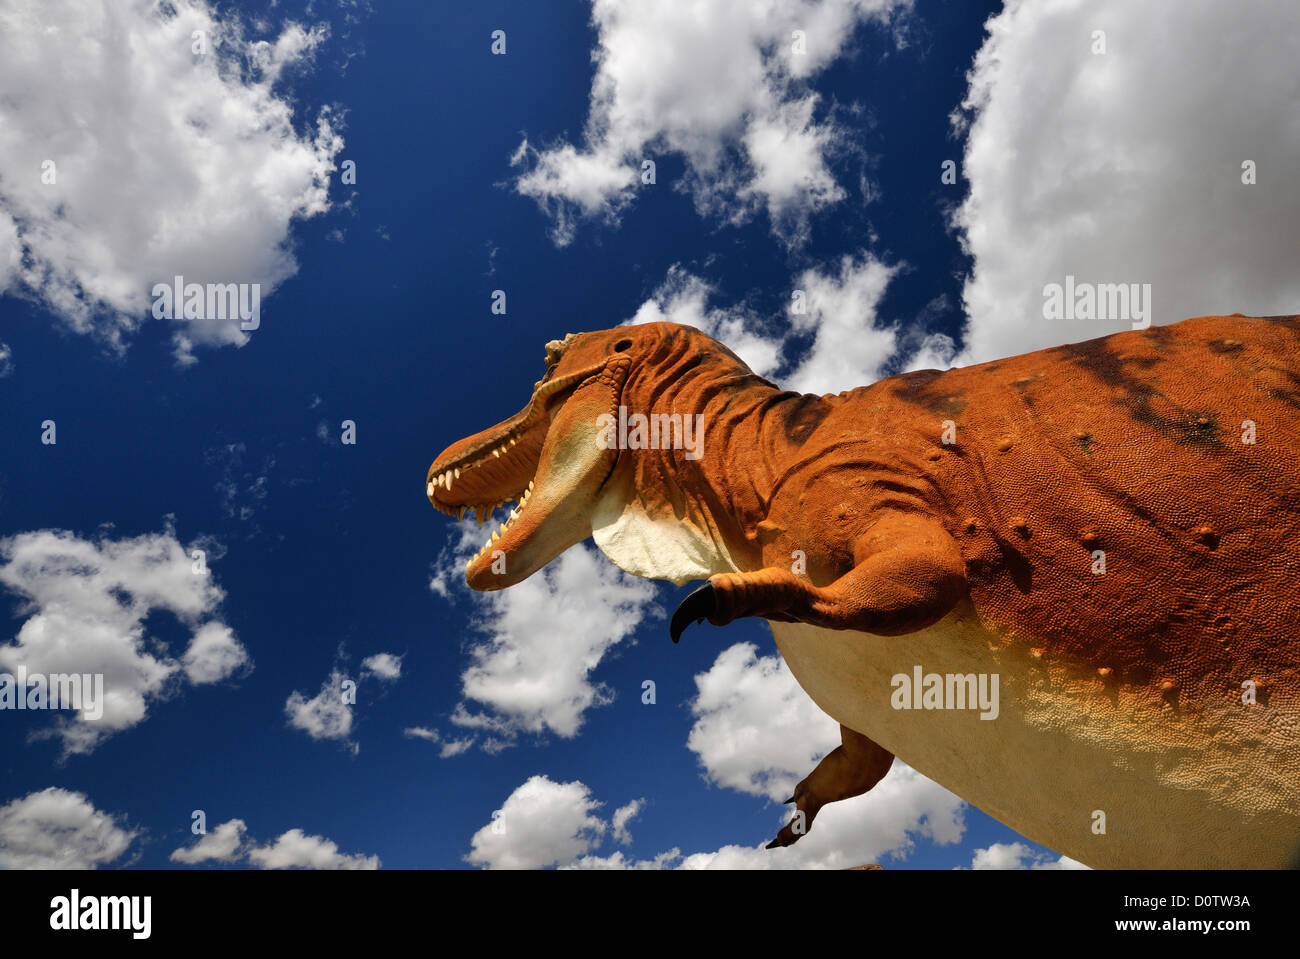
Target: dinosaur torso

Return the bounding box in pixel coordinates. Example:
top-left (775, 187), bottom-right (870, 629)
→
top-left (622, 315), bottom-right (1300, 867)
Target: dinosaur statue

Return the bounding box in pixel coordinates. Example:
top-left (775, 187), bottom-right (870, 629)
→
top-left (425, 314), bottom-right (1300, 869)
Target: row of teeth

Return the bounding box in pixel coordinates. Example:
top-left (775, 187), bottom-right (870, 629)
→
top-left (467, 481), bottom-right (534, 569)
top-left (428, 438), bottom-right (521, 497)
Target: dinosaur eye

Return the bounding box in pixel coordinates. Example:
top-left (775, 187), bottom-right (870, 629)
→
top-left (613, 338), bottom-right (633, 352)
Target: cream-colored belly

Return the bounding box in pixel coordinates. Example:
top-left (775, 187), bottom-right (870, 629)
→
top-left (770, 601), bottom-right (1300, 869)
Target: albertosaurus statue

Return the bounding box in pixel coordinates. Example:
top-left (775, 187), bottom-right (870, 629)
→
top-left (426, 314), bottom-right (1300, 869)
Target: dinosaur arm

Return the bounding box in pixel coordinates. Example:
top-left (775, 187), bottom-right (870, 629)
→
top-left (672, 512), bottom-right (968, 639)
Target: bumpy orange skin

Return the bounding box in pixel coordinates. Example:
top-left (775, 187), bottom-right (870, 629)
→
top-left (763, 315), bottom-right (1300, 699)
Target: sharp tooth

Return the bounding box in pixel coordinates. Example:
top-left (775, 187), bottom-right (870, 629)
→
top-left (446, 473), bottom-right (454, 491)
top-left (493, 449), bottom-right (500, 458)
top-left (457, 507), bottom-right (467, 521)
top-left (427, 482), bottom-right (434, 497)
top-left (528, 480), bottom-right (534, 491)
top-left (491, 529), bottom-right (500, 542)
top-left (510, 438), bottom-right (517, 447)
top-left (454, 468), bottom-right (461, 479)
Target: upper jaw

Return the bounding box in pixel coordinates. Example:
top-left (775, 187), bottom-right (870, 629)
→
top-left (425, 357), bottom-right (615, 587)
top-left (425, 359), bottom-right (608, 518)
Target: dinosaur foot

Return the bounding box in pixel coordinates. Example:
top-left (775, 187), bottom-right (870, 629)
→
top-left (765, 784), bottom-right (820, 849)
top-left (670, 583), bottom-right (717, 643)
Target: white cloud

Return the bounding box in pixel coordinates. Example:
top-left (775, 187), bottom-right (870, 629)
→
top-left (466, 642), bottom-right (967, 871)
top-left (169, 818), bottom-right (247, 864)
top-left (245, 828), bottom-right (380, 870)
top-left (403, 725), bottom-right (474, 758)
top-left (0, 527), bottom-right (248, 755)
top-left (0, 342), bottom-right (12, 378)
top-left (626, 266), bottom-right (786, 379)
top-left (472, 765), bottom-right (965, 870)
top-left (968, 841), bottom-right (1088, 871)
top-left (284, 668), bottom-right (356, 752)
top-left (513, 0), bottom-right (910, 246)
top-left (687, 642), bottom-right (841, 801)
top-left (0, 212), bottom-right (19, 292)
top-left (902, 331), bottom-right (958, 373)
top-left (680, 642), bottom-right (967, 868)
top-left (169, 817), bottom-right (380, 869)
top-left (0, 0), bottom-right (342, 362)
top-left (465, 776), bottom-right (608, 870)
top-left (567, 849), bottom-right (685, 870)
top-left (182, 622), bottom-right (250, 684)
top-left (0, 788), bottom-right (135, 869)
top-left (360, 652), bottom-right (402, 681)
top-left (626, 257), bottom-right (907, 394)
top-left (785, 253), bottom-right (900, 393)
top-left (429, 529), bottom-right (659, 752)
top-left (952, 0), bottom-right (1300, 365)
top-left (611, 799), bottom-right (644, 845)
top-left (671, 766), bottom-right (964, 868)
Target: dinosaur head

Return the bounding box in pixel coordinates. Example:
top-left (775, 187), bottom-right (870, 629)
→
top-left (426, 326), bottom-right (646, 589)
top-left (427, 322), bottom-right (768, 590)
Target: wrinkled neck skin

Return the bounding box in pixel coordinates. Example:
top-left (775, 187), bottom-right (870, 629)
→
top-left (590, 336), bottom-right (820, 585)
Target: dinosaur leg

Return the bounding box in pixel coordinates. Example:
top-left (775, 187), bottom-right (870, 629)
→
top-left (767, 724), bottom-right (895, 849)
top-left (671, 514), bottom-right (967, 641)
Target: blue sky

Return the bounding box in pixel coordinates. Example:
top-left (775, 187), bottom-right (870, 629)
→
top-left (1, 0), bottom-right (1296, 870)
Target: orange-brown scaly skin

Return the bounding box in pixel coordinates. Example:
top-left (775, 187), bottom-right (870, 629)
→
top-left (427, 315), bottom-right (1300, 866)
top-left (716, 314), bottom-right (1300, 687)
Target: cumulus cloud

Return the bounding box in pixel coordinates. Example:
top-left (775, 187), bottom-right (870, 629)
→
top-left (427, 525), bottom-right (659, 752)
top-left (360, 653), bottom-right (402, 681)
top-left (968, 841), bottom-right (1088, 871)
top-left (284, 668), bottom-right (356, 752)
top-left (168, 817), bottom-right (379, 869)
top-left (513, 0), bottom-right (910, 246)
top-left (245, 828), bottom-right (380, 870)
top-left (670, 763), bottom-right (965, 869)
top-left (625, 266), bottom-right (786, 378)
top-left (182, 622), bottom-right (250, 684)
top-left (626, 257), bottom-right (908, 394)
top-left (169, 818), bottom-right (247, 864)
top-left (952, 0), bottom-right (1300, 365)
top-left (0, 0), bottom-right (343, 362)
top-left (677, 642), bottom-right (967, 868)
top-left (466, 643), bottom-right (967, 871)
top-left (0, 527), bottom-right (248, 755)
top-left (785, 253), bottom-right (900, 392)
top-left (0, 342), bottom-right (12, 378)
top-left (465, 776), bottom-right (608, 869)
top-left (687, 642), bottom-right (841, 801)
top-left (0, 788), bottom-right (135, 869)
top-left (470, 764), bottom-right (964, 870)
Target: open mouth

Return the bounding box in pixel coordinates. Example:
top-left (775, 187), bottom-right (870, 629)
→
top-left (425, 358), bottom-right (610, 580)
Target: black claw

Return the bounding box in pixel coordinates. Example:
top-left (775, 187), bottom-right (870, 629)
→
top-left (765, 837), bottom-right (781, 850)
top-left (670, 583), bottom-right (717, 643)
top-left (783, 795), bottom-right (795, 805)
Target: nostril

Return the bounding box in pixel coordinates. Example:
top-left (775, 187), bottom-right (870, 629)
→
top-left (613, 338), bottom-right (632, 351)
